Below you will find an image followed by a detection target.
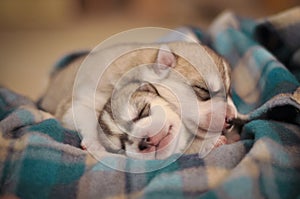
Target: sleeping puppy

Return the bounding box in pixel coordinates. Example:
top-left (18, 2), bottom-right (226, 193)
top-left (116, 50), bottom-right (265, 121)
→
top-left (39, 42), bottom-right (240, 159)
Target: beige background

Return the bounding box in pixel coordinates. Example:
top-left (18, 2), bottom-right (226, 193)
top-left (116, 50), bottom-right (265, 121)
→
top-left (0, 0), bottom-right (298, 100)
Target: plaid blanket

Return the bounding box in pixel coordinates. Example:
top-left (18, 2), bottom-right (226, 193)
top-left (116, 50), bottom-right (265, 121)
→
top-left (1, 8), bottom-right (300, 199)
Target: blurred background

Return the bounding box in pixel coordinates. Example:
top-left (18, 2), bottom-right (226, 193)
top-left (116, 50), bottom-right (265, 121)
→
top-left (0, 0), bottom-right (298, 100)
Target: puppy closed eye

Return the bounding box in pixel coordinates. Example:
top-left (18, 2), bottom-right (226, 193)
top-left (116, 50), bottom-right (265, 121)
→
top-left (133, 103), bottom-right (151, 122)
top-left (192, 85), bottom-right (210, 101)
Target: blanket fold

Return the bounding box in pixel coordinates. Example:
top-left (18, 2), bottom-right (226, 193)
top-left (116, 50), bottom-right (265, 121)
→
top-left (1, 7), bottom-right (300, 199)
top-left (254, 6), bottom-right (300, 80)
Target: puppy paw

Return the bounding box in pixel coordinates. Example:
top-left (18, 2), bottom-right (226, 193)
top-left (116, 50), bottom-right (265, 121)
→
top-left (213, 135), bottom-right (227, 148)
top-left (81, 138), bottom-right (105, 152)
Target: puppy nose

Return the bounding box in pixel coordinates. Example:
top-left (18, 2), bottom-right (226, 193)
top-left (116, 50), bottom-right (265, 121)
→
top-left (138, 137), bottom-right (152, 151)
top-left (223, 104), bottom-right (236, 130)
top-left (224, 117), bottom-right (233, 130)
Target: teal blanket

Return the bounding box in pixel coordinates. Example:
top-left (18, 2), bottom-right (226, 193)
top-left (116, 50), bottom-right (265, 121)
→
top-left (1, 8), bottom-right (300, 199)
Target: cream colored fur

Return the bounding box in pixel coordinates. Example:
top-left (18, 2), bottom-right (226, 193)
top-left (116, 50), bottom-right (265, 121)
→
top-left (39, 42), bottom-right (239, 159)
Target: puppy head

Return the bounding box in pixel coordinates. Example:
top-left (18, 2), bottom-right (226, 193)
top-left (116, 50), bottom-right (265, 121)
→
top-left (98, 82), bottom-right (187, 159)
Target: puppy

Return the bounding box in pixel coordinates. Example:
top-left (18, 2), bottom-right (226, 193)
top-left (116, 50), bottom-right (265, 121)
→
top-left (39, 42), bottom-right (239, 159)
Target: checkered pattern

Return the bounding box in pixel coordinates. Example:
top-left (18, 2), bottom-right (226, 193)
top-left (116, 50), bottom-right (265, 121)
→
top-left (1, 8), bottom-right (300, 199)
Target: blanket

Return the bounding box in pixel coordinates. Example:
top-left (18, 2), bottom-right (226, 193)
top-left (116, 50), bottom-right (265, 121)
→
top-left (1, 8), bottom-right (300, 199)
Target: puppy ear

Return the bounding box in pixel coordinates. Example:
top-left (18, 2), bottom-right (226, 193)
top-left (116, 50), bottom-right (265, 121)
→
top-left (157, 45), bottom-right (176, 67)
top-left (221, 58), bottom-right (231, 91)
top-left (137, 82), bottom-right (159, 95)
top-left (154, 45), bottom-right (176, 78)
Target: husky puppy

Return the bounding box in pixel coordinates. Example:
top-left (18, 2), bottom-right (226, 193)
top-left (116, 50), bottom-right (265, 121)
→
top-left (39, 42), bottom-right (239, 159)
